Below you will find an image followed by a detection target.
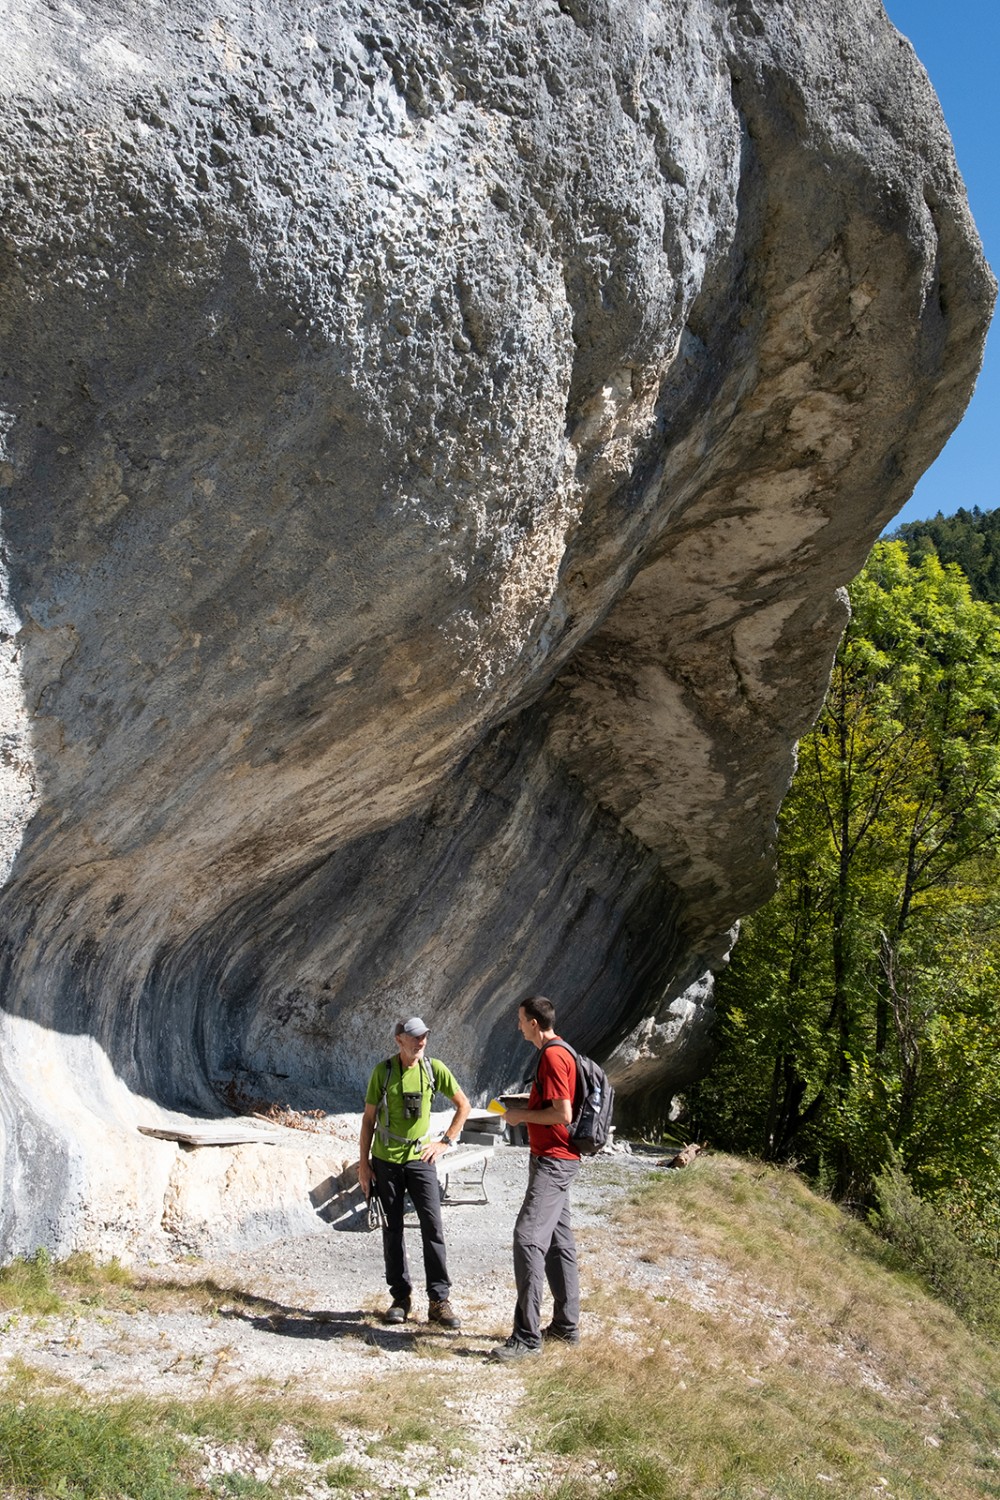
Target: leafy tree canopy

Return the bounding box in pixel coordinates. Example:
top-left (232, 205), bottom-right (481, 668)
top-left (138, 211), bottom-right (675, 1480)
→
top-left (890, 504), bottom-right (1000, 605)
top-left (690, 542), bottom-right (1000, 1248)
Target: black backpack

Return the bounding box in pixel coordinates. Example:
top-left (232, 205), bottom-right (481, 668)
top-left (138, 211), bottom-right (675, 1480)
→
top-left (536, 1040), bottom-right (615, 1156)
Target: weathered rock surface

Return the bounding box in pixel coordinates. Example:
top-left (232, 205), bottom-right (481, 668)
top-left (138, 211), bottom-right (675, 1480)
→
top-left (0, 0), bottom-right (992, 1256)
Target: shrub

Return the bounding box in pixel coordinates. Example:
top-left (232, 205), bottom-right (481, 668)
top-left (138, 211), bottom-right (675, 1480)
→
top-left (873, 1160), bottom-right (1000, 1339)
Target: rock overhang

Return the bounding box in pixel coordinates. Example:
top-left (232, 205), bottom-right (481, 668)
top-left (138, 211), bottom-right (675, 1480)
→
top-left (0, 0), bottom-right (992, 1254)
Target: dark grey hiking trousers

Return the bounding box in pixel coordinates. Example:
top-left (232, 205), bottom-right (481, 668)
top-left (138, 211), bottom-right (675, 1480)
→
top-left (372, 1155), bottom-right (450, 1304)
top-left (512, 1154), bottom-right (581, 1347)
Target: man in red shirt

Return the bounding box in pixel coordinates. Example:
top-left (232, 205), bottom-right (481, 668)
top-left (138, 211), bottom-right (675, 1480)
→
top-left (491, 995), bottom-right (581, 1361)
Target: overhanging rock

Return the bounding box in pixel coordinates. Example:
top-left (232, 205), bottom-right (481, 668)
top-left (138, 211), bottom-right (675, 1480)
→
top-left (0, 0), bottom-right (993, 1255)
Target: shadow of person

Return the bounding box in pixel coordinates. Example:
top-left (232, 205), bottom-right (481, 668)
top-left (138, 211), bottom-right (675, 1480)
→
top-left (220, 1305), bottom-right (420, 1348)
top-left (218, 1303), bottom-right (502, 1356)
top-left (310, 1175), bottom-right (377, 1233)
top-left (130, 1276), bottom-right (297, 1318)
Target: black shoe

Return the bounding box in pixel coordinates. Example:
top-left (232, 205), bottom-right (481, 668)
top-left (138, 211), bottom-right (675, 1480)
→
top-left (428, 1298), bottom-right (461, 1329)
top-left (489, 1336), bottom-right (541, 1362)
top-left (383, 1299), bottom-right (410, 1324)
top-left (541, 1324), bottom-right (580, 1345)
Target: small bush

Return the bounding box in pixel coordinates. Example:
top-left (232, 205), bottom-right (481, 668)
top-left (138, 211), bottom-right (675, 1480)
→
top-left (873, 1160), bottom-right (1000, 1339)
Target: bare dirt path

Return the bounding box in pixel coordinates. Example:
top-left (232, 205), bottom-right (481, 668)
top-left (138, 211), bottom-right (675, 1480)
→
top-left (1, 1145), bottom-right (668, 1498)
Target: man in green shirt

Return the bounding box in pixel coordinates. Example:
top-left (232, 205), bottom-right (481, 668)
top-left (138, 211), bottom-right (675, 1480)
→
top-left (358, 1017), bottom-right (470, 1327)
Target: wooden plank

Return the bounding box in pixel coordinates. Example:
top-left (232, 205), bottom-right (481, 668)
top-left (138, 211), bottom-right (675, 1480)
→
top-left (138, 1125), bottom-right (285, 1147)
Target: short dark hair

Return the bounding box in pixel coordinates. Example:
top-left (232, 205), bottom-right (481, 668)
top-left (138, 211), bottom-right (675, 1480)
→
top-left (520, 994), bottom-right (556, 1028)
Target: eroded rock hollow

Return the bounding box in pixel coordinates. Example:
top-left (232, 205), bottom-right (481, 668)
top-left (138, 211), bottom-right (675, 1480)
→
top-left (0, 0), bottom-right (992, 1255)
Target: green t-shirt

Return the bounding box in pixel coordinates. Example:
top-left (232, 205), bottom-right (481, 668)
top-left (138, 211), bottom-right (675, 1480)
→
top-left (366, 1055), bottom-right (460, 1164)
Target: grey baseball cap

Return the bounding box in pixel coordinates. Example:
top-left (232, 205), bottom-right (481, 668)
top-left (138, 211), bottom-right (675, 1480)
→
top-left (397, 1016), bottom-right (429, 1037)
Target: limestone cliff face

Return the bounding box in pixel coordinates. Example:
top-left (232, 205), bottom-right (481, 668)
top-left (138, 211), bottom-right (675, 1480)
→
top-left (0, 0), bottom-right (992, 1254)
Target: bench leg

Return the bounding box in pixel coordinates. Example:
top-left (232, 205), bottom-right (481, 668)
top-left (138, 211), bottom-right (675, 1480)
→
top-left (442, 1158), bottom-right (490, 1205)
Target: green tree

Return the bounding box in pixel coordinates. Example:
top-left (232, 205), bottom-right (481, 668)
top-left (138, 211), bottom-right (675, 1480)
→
top-left (692, 543), bottom-right (1000, 1224)
top-left (891, 505), bottom-right (1000, 604)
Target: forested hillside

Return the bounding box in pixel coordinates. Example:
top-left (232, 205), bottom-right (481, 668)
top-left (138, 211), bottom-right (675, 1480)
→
top-left (892, 506), bottom-right (1000, 603)
top-left (690, 539), bottom-right (1000, 1257)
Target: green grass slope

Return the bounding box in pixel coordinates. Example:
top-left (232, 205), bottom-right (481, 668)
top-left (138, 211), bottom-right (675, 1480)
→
top-left (525, 1153), bottom-right (1000, 1499)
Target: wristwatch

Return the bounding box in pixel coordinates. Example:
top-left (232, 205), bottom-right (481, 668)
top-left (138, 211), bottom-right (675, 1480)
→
top-left (441, 1135), bottom-right (456, 1148)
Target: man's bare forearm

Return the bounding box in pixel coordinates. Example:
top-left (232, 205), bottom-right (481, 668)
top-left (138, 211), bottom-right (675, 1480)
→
top-left (505, 1099), bottom-right (572, 1127)
top-left (445, 1089), bottom-right (471, 1142)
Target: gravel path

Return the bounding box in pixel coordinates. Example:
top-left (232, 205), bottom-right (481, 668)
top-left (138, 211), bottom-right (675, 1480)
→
top-left (1, 1143), bottom-right (670, 1499)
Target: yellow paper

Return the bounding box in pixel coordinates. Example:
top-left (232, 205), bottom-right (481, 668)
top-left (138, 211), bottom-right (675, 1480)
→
top-left (486, 1098), bottom-right (507, 1115)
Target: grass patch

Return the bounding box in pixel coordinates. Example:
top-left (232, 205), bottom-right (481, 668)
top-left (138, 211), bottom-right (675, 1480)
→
top-left (161, 1390), bottom-right (346, 1453)
top-left (519, 1153), bottom-right (1000, 1500)
top-left (326, 1459), bottom-right (368, 1490)
top-left (60, 1251), bottom-right (134, 1290)
top-left (0, 1249), bottom-right (136, 1313)
top-left (0, 1385), bottom-right (356, 1497)
top-left (337, 1371), bottom-right (465, 1454)
top-left (207, 1477), bottom-right (277, 1498)
top-left (0, 1365), bottom-right (462, 1498)
top-left (300, 1425), bottom-right (345, 1461)
top-left (0, 1248), bottom-right (66, 1315)
top-left (0, 1393), bottom-right (191, 1499)
top-left (205, 1476), bottom-right (280, 1500)
top-left (365, 1414), bottom-right (435, 1453)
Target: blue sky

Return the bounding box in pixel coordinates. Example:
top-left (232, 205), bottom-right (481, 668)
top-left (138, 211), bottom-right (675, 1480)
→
top-left (879, 0), bottom-right (997, 527)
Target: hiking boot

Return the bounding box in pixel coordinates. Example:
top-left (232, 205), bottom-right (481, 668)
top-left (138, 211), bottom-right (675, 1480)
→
top-left (383, 1298), bottom-right (410, 1324)
top-left (541, 1324), bottom-right (580, 1345)
top-left (489, 1336), bottom-right (541, 1362)
top-left (428, 1298), bottom-right (461, 1329)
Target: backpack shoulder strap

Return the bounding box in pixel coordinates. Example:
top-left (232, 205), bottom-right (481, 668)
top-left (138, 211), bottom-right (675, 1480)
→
top-left (534, 1038), bottom-right (578, 1081)
top-left (375, 1055), bottom-right (436, 1149)
top-left (374, 1056), bottom-right (398, 1144)
top-left (376, 1056), bottom-right (395, 1114)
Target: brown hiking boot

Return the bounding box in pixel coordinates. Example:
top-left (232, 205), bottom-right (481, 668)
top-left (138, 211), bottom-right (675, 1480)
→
top-left (428, 1298), bottom-right (461, 1329)
top-left (383, 1298), bottom-right (410, 1324)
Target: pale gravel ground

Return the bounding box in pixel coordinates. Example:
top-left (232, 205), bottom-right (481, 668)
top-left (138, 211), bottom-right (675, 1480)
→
top-left (0, 1142), bottom-right (688, 1499)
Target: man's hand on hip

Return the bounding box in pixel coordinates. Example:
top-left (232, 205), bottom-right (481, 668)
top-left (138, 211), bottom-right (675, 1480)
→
top-left (420, 1139), bottom-right (453, 1164)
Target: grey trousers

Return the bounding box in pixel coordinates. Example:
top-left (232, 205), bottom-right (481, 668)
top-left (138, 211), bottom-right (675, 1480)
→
top-left (512, 1154), bottom-right (580, 1347)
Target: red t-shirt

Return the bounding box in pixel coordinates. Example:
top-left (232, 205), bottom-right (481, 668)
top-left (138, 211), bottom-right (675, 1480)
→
top-left (527, 1039), bottom-right (580, 1160)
